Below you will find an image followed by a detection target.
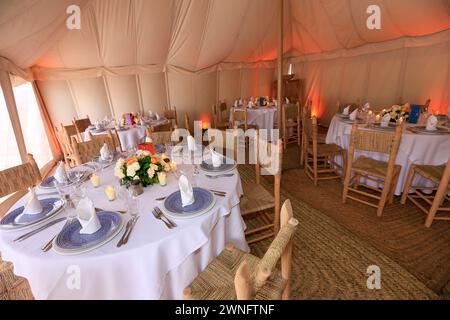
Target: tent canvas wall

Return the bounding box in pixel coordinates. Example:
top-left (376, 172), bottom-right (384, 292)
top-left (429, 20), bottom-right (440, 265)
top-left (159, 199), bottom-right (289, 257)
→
top-left (0, 0), bottom-right (449, 144)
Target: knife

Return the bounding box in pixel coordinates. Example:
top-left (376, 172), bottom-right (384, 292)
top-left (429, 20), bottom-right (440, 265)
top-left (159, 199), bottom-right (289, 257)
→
top-left (13, 217), bottom-right (66, 242)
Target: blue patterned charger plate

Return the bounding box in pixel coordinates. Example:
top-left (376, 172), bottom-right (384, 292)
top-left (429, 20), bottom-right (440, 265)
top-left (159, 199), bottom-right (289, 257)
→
top-left (163, 188), bottom-right (216, 219)
top-left (200, 157), bottom-right (236, 173)
top-left (53, 211), bottom-right (124, 255)
top-left (0, 198), bottom-right (64, 230)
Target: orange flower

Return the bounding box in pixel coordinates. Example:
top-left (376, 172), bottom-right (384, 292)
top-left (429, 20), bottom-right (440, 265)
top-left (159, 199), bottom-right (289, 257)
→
top-left (126, 157), bottom-right (138, 166)
top-left (151, 157), bottom-right (158, 164)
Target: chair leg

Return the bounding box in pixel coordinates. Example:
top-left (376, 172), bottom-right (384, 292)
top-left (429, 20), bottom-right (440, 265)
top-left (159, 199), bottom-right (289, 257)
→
top-left (388, 172), bottom-right (400, 204)
top-left (401, 165), bottom-right (416, 204)
top-left (313, 156), bottom-right (318, 186)
top-left (377, 182), bottom-right (391, 217)
top-left (300, 138), bottom-right (305, 166)
top-left (424, 178), bottom-right (448, 227)
top-left (342, 169), bottom-right (352, 204)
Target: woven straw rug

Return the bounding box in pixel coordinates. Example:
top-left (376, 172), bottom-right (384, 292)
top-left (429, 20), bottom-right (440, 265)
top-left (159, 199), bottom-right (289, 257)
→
top-left (239, 164), bottom-right (439, 300)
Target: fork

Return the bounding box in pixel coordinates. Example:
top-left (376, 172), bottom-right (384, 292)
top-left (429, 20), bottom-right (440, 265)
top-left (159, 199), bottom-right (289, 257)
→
top-left (152, 208), bottom-right (173, 229)
top-left (155, 207), bottom-right (177, 228)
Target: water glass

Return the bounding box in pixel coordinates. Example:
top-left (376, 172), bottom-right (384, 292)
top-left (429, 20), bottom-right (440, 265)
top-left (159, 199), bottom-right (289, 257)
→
top-left (126, 195), bottom-right (139, 218)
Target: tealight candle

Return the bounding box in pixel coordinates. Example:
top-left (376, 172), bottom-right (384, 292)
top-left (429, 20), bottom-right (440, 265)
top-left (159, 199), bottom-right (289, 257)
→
top-left (158, 172), bottom-right (167, 186)
top-left (104, 185), bottom-right (116, 201)
top-left (90, 174), bottom-right (100, 187)
top-left (375, 115), bottom-right (381, 122)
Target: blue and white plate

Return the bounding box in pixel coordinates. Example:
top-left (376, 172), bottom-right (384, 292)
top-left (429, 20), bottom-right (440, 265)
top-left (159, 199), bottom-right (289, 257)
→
top-left (0, 198), bottom-right (64, 230)
top-left (163, 188), bottom-right (216, 219)
top-left (200, 158), bottom-right (236, 173)
top-left (52, 211), bottom-right (124, 255)
top-left (409, 126), bottom-right (449, 135)
top-left (371, 123), bottom-right (396, 131)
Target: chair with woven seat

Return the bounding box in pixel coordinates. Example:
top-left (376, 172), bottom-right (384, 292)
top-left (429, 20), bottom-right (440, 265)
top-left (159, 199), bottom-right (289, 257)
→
top-left (282, 102), bottom-right (301, 150)
top-left (300, 100), bottom-right (326, 166)
top-left (342, 123), bottom-right (402, 217)
top-left (145, 128), bottom-right (174, 145)
top-left (55, 124), bottom-right (78, 168)
top-left (183, 199), bottom-right (298, 300)
top-left (400, 157), bottom-right (450, 227)
top-left (72, 116), bottom-right (91, 142)
top-left (70, 137), bottom-right (103, 166)
top-left (303, 114), bottom-right (346, 186)
top-left (163, 106), bottom-right (178, 127)
top-left (230, 105), bottom-right (257, 132)
top-left (240, 130), bottom-right (282, 244)
top-left (211, 104), bottom-right (229, 130)
top-left (88, 130), bottom-right (120, 152)
top-left (150, 122), bottom-right (172, 133)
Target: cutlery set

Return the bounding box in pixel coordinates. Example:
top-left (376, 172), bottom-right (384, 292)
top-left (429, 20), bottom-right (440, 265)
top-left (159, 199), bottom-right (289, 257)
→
top-left (152, 207), bottom-right (177, 229)
top-left (155, 189), bottom-right (226, 201)
top-left (117, 215), bottom-right (139, 247)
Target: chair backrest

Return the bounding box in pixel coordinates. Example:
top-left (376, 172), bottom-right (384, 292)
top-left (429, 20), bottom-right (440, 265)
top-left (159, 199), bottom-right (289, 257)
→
top-left (302, 111), bottom-right (318, 149)
top-left (205, 128), bottom-right (238, 161)
top-left (71, 137), bottom-right (103, 165)
top-left (234, 199), bottom-right (298, 300)
top-left (349, 123), bottom-right (402, 176)
top-left (151, 122), bottom-right (172, 132)
top-left (211, 104), bottom-right (219, 128)
top-left (73, 116), bottom-right (91, 141)
top-left (88, 130), bottom-right (117, 151)
top-left (0, 154), bottom-right (41, 198)
top-left (148, 131), bottom-right (173, 144)
top-left (163, 106), bottom-right (178, 126)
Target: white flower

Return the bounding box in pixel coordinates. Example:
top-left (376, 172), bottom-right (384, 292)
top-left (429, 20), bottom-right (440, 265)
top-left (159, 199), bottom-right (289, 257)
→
top-left (164, 163), bottom-right (171, 172)
top-left (115, 158), bottom-right (125, 170)
top-left (147, 168), bottom-right (155, 178)
top-left (114, 167), bottom-right (125, 179)
top-left (136, 150), bottom-right (150, 158)
top-left (126, 162), bottom-right (140, 177)
top-left (150, 164), bottom-right (158, 171)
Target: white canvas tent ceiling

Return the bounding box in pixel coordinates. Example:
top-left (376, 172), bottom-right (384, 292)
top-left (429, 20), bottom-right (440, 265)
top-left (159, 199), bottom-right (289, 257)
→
top-left (1, 0), bottom-right (449, 71)
top-left (0, 0), bottom-right (449, 127)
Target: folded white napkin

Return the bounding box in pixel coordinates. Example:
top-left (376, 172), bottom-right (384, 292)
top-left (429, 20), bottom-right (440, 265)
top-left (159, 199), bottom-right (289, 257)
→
top-left (211, 150), bottom-right (223, 168)
top-left (23, 188), bottom-right (43, 215)
top-left (145, 136), bottom-right (153, 143)
top-left (381, 113), bottom-right (391, 127)
top-left (285, 97), bottom-right (290, 104)
top-left (187, 135), bottom-right (196, 152)
top-left (155, 112), bottom-right (161, 120)
top-left (179, 175), bottom-right (194, 207)
top-left (349, 109), bottom-right (358, 121)
top-left (148, 110), bottom-right (154, 117)
top-left (342, 105), bottom-right (351, 115)
top-left (238, 99), bottom-right (242, 105)
top-left (54, 161), bottom-right (68, 184)
top-left (77, 198), bottom-right (101, 234)
top-left (234, 100), bottom-right (238, 107)
top-left (363, 102), bottom-right (370, 110)
top-left (248, 101), bottom-right (254, 108)
top-left (100, 143), bottom-right (111, 161)
top-left (426, 115), bottom-right (438, 131)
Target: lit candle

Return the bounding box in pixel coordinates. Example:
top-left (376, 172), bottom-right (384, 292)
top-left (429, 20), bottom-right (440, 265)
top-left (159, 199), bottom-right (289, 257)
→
top-left (158, 172), bottom-right (167, 186)
top-left (375, 115), bottom-right (381, 123)
top-left (90, 174), bottom-right (100, 187)
top-left (104, 185), bottom-right (116, 201)
top-left (368, 110), bottom-right (373, 116)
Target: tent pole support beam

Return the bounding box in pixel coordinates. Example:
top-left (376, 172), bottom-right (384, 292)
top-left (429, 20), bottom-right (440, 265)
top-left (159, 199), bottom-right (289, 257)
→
top-left (277, 0), bottom-right (284, 139)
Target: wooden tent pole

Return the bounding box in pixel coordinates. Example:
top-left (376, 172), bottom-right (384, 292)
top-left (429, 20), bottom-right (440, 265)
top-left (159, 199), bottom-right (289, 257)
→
top-left (277, 0), bottom-right (283, 140)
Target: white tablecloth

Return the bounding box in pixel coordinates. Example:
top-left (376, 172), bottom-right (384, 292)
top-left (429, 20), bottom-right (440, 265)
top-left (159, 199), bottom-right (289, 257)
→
top-left (326, 116), bottom-right (450, 195)
top-left (84, 126), bottom-right (147, 151)
top-left (230, 107), bottom-right (277, 140)
top-left (0, 164), bottom-right (248, 299)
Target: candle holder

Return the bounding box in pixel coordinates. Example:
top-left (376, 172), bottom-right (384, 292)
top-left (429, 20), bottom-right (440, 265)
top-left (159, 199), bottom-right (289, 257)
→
top-left (104, 185), bottom-right (116, 201)
top-left (90, 174), bottom-right (100, 188)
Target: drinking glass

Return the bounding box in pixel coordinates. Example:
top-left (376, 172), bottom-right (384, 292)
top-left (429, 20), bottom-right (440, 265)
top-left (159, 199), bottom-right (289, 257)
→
top-left (126, 193), bottom-right (139, 218)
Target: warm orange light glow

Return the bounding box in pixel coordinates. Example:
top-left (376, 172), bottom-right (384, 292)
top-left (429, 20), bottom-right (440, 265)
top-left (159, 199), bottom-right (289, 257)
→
top-left (200, 115), bottom-right (209, 129)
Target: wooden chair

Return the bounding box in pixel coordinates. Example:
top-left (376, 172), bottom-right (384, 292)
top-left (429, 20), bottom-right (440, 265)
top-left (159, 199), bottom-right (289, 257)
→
top-left (72, 116), bottom-right (91, 142)
top-left (211, 104), bottom-right (229, 130)
top-left (54, 125), bottom-right (78, 168)
top-left (183, 199), bottom-right (298, 300)
top-left (88, 130), bottom-right (119, 152)
top-left (184, 113), bottom-right (191, 135)
top-left (401, 157), bottom-right (450, 227)
top-left (0, 154), bottom-right (41, 200)
top-left (282, 102), bottom-right (301, 150)
top-left (230, 105), bottom-right (257, 131)
top-left (303, 114), bottom-right (346, 186)
top-left (70, 137), bottom-right (103, 166)
top-left (342, 123), bottom-right (402, 217)
top-left (150, 122), bottom-right (172, 133)
top-left (163, 106), bottom-right (178, 127)
top-left (241, 131), bottom-right (283, 244)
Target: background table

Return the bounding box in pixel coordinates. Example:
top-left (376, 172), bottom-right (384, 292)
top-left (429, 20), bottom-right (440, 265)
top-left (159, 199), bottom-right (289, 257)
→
top-left (0, 164), bottom-right (248, 299)
top-left (84, 126), bottom-right (147, 151)
top-left (230, 107), bottom-right (277, 140)
top-left (326, 116), bottom-right (450, 195)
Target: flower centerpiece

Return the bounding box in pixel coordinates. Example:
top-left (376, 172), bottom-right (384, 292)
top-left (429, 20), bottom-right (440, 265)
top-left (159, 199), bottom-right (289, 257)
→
top-left (119, 112), bottom-right (141, 126)
top-left (380, 104), bottom-right (410, 122)
top-left (114, 150), bottom-right (171, 187)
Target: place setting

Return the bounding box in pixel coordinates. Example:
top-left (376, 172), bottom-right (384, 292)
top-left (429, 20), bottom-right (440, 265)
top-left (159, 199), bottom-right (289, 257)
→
top-left (407, 115), bottom-right (449, 135)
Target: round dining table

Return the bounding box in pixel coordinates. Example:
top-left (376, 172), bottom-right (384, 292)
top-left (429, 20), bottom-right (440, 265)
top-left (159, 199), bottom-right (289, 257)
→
top-left (326, 115), bottom-right (450, 195)
top-left (0, 158), bottom-right (248, 299)
top-left (230, 106), bottom-right (278, 140)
